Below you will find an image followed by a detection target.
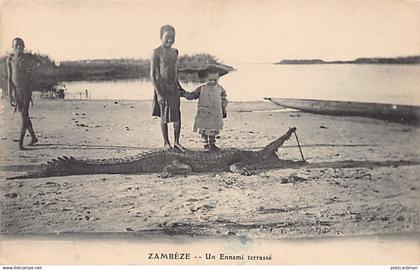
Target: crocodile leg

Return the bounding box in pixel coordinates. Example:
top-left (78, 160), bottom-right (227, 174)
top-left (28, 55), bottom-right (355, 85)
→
top-left (160, 160), bottom-right (193, 178)
top-left (229, 162), bottom-right (252, 176)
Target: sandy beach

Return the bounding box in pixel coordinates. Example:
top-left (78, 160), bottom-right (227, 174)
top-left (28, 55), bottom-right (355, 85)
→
top-left (1, 98), bottom-right (419, 240)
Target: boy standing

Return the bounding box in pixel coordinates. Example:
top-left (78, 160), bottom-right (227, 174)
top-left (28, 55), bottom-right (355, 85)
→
top-left (7, 38), bottom-right (39, 150)
top-left (151, 25), bottom-right (187, 152)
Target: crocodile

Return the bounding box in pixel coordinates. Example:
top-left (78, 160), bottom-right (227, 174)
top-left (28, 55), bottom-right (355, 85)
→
top-left (7, 127), bottom-right (303, 179)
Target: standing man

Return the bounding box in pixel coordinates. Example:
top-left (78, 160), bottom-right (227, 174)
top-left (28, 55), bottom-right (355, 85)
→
top-left (7, 38), bottom-right (39, 150)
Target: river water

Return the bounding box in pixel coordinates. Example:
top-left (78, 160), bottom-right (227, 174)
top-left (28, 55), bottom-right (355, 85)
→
top-left (63, 64), bottom-right (420, 105)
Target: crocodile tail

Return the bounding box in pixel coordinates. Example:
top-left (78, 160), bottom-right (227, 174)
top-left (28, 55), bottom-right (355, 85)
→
top-left (7, 156), bottom-right (91, 179)
top-left (261, 127), bottom-right (296, 154)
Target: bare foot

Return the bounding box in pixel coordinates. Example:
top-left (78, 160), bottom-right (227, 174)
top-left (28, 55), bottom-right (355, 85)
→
top-left (210, 145), bottom-right (221, 151)
top-left (19, 145), bottom-right (26, 150)
top-left (163, 143), bottom-right (172, 151)
top-left (174, 142), bottom-right (186, 153)
top-left (28, 137), bottom-right (38, 146)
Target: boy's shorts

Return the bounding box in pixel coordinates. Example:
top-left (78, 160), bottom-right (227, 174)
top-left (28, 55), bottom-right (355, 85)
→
top-left (158, 101), bottom-right (181, 123)
top-left (152, 83), bottom-right (181, 123)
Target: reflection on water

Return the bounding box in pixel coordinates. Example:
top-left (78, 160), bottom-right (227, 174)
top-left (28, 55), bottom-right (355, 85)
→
top-left (63, 64), bottom-right (420, 105)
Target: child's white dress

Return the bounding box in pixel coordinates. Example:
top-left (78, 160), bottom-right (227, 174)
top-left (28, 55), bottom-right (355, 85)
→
top-left (188, 84), bottom-right (228, 136)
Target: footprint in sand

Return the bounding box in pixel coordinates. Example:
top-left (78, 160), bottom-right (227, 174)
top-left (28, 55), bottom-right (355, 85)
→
top-left (45, 181), bottom-right (58, 187)
top-left (4, 193), bottom-right (18, 199)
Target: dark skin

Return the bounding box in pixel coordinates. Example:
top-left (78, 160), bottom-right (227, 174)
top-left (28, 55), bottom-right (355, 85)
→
top-left (7, 39), bottom-right (38, 150)
top-left (151, 31), bottom-right (186, 152)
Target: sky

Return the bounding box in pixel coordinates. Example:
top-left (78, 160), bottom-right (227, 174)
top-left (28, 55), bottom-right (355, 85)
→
top-left (1, 0), bottom-right (420, 64)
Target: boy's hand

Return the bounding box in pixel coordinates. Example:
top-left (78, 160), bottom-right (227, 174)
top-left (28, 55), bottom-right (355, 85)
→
top-left (178, 89), bottom-right (187, 97)
top-left (157, 94), bottom-right (165, 105)
top-left (10, 96), bottom-right (16, 107)
top-left (8, 84), bottom-right (16, 106)
top-left (183, 91), bottom-right (194, 100)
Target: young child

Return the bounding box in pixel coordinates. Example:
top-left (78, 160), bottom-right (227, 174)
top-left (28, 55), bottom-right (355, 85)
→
top-left (151, 25), bottom-right (187, 152)
top-left (7, 38), bottom-right (40, 150)
top-left (185, 65), bottom-right (228, 151)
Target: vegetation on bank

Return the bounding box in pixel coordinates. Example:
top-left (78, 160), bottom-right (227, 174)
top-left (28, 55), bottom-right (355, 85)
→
top-left (57, 53), bottom-right (234, 83)
top-left (0, 52), bottom-right (234, 96)
top-left (177, 53), bottom-right (234, 82)
top-left (275, 55), bottom-right (420, 65)
top-left (277, 59), bottom-right (324, 65)
top-left (56, 58), bottom-right (150, 82)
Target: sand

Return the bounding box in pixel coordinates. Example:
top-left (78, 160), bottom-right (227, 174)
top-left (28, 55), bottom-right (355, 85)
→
top-left (1, 98), bottom-right (420, 239)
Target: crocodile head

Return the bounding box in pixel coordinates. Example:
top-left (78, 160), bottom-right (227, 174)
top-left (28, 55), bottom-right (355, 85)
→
top-left (260, 127), bottom-right (296, 154)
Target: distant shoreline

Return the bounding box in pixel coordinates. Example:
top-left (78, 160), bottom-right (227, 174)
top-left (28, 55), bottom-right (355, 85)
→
top-left (275, 56), bottom-right (420, 65)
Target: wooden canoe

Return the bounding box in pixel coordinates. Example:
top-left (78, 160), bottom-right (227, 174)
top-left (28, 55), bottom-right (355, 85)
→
top-left (264, 98), bottom-right (420, 125)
